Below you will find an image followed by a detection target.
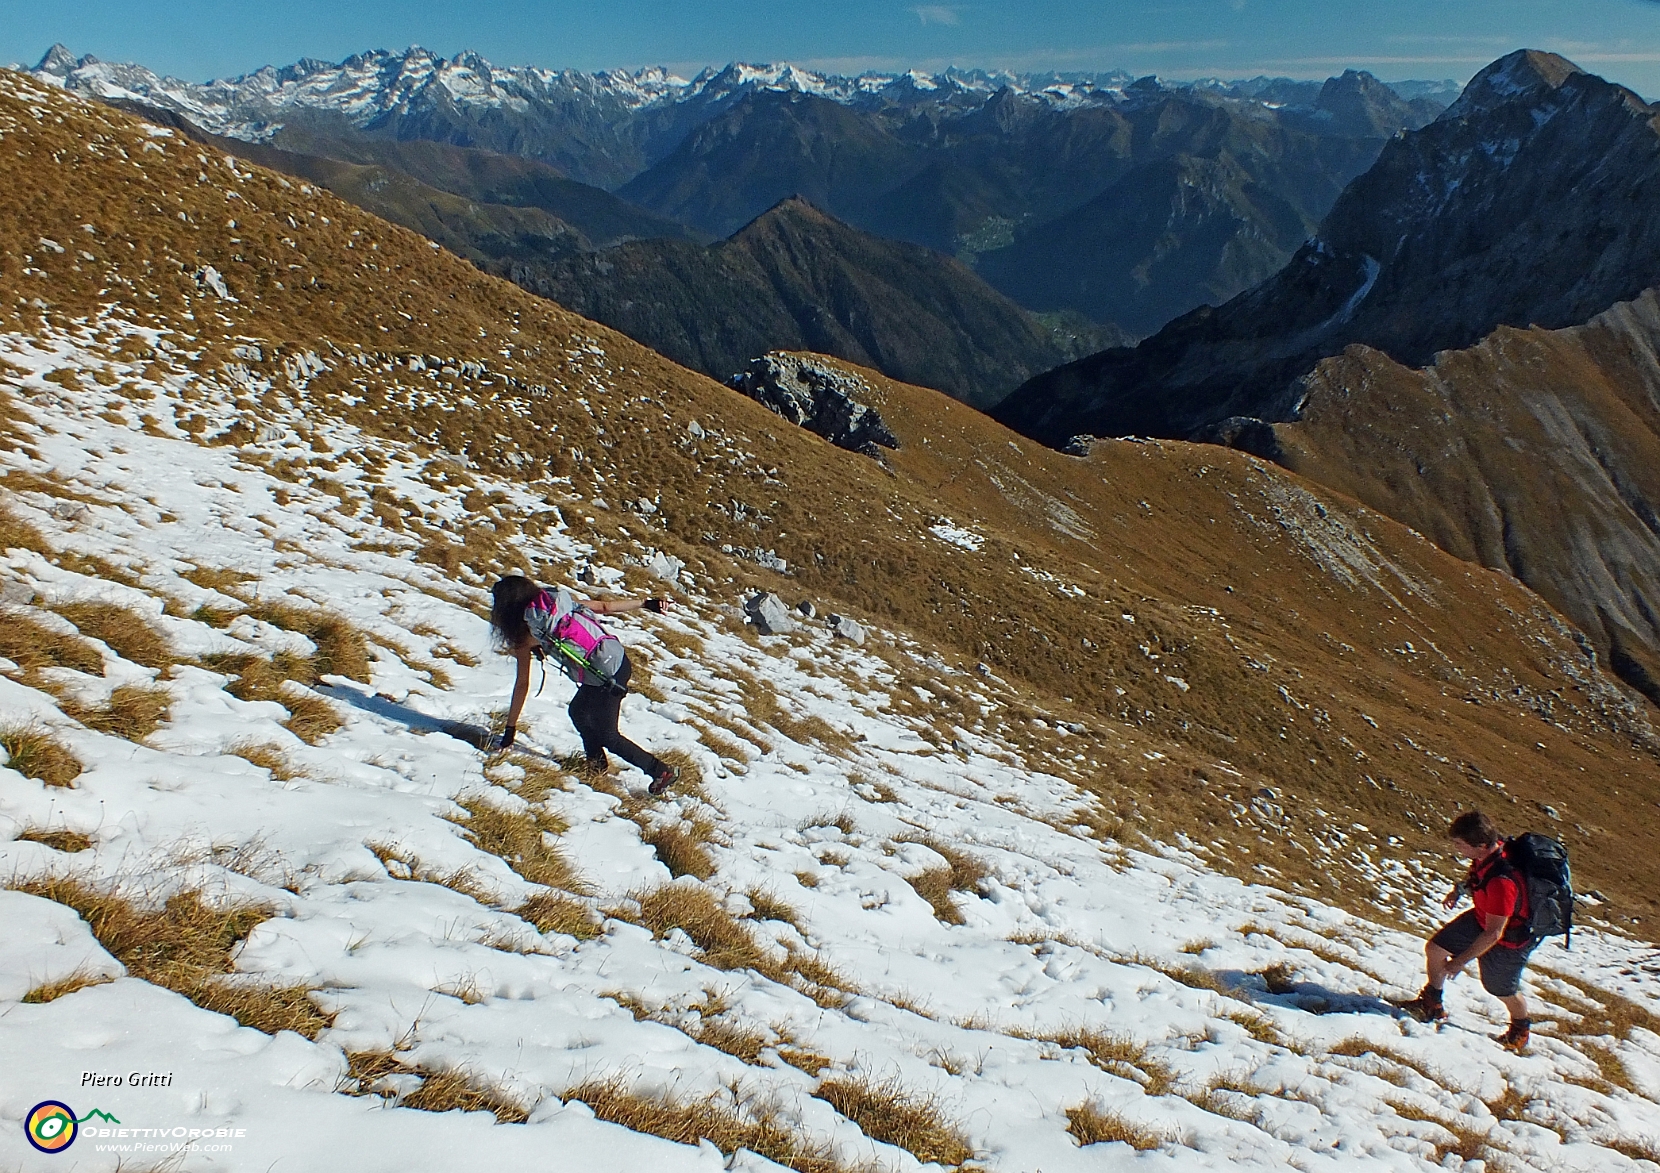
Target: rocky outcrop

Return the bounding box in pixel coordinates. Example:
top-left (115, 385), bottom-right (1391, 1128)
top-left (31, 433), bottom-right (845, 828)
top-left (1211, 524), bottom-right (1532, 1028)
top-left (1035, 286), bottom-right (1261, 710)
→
top-left (727, 352), bottom-right (899, 458)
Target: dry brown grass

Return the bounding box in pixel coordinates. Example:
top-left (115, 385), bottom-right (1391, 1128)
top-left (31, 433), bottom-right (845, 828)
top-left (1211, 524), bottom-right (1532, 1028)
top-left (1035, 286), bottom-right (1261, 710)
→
top-left (635, 883), bottom-right (771, 972)
top-left (814, 1074), bottom-right (974, 1167)
top-left (206, 651), bottom-right (345, 743)
top-left (746, 887), bottom-right (803, 931)
top-left (899, 837), bottom-right (989, 926)
top-left (50, 602), bottom-right (175, 669)
top-left (227, 740), bottom-right (304, 781)
top-left (0, 607), bottom-right (103, 677)
top-left (9, 875), bottom-right (330, 1038)
top-left (1020, 1026), bottom-right (1178, 1095)
top-left (400, 1066), bottom-right (530, 1123)
top-left (1, 725), bottom-right (84, 787)
top-left (449, 795), bottom-right (584, 891)
top-left (244, 600), bottom-right (373, 682)
top-left (21, 967), bottom-right (113, 1003)
top-left (514, 892), bottom-right (602, 939)
top-left (1065, 1101), bottom-right (1176, 1151)
top-left (0, 504), bottom-right (49, 554)
top-left (14, 827), bottom-right (93, 852)
top-left (62, 683), bottom-right (171, 741)
top-left (640, 814), bottom-right (717, 881)
top-left (565, 1078), bottom-right (869, 1173)
top-left (180, 566), bottom-right (255, 595)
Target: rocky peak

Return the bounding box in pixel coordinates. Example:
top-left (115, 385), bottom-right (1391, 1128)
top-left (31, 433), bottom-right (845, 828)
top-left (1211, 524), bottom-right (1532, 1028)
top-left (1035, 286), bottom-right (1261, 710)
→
top-left (33, 44), bottom-right (80, 77)
top-left (1314, 69), bottom-right (1420, 137)
top-left (1439, 49), bottom-right (1585, 122)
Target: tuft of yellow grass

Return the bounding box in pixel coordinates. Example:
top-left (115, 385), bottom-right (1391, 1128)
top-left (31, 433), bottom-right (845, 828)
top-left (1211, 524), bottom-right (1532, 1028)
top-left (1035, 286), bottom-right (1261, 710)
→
top-left (21, 967), bottom-right (113, 1003)
top-left (635, 882), bottom-right (769, 972)
top-left (205, 651), bottom-right (344, 743)
top-left (0, 607), bottom-right (103, 677)
top-left (899, 837), bottom-right (989, 926)
top-left (400, 1066), bottom-right (530, 1124)
top-left (14, 827), bottom-right (93, 853)
top-left (515, 892), bottom-right (602, 939)
top-left (228, 740), bottom-right (304, 781)
top-left (640, 815), bottom-right (716, 881)
top-left (565, 1078), bottom-right (869, 1173)
top-left (0, 725), bottom-right (83, 787)
top-left (1065, 1101), bottom-right (1177, 1151)
top-left (814, 1073), bottom-right (974, 1167)
top-left (449, 794), bottom-right (585, 892)
top-left (63, 683), bottom-right (172, 741)
top-left (244, 600), bottom-right (374, 682)
top-left (10, 875), bottom-right (331, 1038)
top-left (51, 601), bottom-right (176, 669)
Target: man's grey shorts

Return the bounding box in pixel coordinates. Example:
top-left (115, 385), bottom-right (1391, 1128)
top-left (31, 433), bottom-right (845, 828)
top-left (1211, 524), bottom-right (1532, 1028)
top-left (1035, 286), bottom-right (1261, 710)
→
top-left (1430, 909), bottom-right (1536, 997)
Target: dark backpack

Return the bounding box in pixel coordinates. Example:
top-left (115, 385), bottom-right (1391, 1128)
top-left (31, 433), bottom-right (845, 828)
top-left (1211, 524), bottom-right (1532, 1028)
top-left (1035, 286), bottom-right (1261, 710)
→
top-left (1503, 832), bottom-right (1574, 947)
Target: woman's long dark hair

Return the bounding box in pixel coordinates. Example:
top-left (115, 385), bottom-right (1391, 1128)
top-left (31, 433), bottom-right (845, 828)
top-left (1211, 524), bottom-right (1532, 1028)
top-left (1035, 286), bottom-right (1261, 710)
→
top-left (489, 575), bottom-right (540, 652)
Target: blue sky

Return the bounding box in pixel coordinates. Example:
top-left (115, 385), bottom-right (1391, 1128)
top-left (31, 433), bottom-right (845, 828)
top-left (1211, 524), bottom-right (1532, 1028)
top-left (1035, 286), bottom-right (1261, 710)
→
top-left (7, 0), bottom-right (1660, 96)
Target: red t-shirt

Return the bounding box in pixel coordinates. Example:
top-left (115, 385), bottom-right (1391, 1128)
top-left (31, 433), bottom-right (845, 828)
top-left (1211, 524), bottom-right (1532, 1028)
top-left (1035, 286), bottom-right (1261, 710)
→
top-left (1469, 852), bottom-right (1528, 948)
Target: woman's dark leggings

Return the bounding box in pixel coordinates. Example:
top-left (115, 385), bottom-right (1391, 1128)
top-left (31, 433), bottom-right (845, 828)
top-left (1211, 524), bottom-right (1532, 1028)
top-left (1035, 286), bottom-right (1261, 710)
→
top-left (568, 659), bottom-right (662, 776)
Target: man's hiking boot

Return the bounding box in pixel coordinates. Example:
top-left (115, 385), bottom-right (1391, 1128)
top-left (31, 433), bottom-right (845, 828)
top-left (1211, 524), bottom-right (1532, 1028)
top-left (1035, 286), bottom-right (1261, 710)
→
top-left (1497, 1019), bottom-right (1531, 1053)
top-left (648, 764), bottom-right (679, 796)
top-left (1400, 986), bottom-right (1447, 1023)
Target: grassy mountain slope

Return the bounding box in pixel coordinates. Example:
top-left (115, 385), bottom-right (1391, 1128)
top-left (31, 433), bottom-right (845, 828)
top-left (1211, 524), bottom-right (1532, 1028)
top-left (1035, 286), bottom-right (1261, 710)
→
top-left (1265, 295), bottom-right (1660, 701)
top-left (5, 66), bottom-right (1660, 1170)
top-left (510, 196), bottom-right (1078, 408)
top-left (2, 69), bottom-right (1659, 925)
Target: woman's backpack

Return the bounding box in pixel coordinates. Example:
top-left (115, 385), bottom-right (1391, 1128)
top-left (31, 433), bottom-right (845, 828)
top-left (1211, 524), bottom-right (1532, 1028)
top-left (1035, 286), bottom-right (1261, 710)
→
top-left (527, 589), bottom-right (627, 690)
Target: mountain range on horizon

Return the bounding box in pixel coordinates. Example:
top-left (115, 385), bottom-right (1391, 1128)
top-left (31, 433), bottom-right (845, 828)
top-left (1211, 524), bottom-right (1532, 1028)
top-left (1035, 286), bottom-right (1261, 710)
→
top-left (29, 42), bottom-right (1452, 404)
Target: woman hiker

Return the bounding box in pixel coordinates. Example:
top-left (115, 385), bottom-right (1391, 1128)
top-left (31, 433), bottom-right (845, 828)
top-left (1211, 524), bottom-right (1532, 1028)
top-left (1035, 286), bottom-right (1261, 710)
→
top-left (489, 574), bottom-right (679, 795)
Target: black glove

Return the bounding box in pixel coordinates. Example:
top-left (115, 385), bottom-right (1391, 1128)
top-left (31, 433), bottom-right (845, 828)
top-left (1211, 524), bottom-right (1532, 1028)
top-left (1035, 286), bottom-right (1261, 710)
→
top-left (643, 598), bottom-right (669, 614)
top-left (495, 724), bottom-right (516, 751)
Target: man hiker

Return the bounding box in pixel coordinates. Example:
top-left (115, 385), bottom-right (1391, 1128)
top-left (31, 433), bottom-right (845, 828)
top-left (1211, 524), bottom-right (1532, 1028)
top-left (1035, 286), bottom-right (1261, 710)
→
top-left (488, 574), bottom-right (679, 795)
top-left (1401, 810), bottom-right (1536, 1052)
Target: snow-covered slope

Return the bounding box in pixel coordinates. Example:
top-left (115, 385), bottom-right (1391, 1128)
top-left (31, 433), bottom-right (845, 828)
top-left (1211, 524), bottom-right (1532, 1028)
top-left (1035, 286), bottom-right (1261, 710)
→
top-left (5, 304), bottom-right (1660, 1173)
top-left (2, 68), bottom-right (1660, 1172)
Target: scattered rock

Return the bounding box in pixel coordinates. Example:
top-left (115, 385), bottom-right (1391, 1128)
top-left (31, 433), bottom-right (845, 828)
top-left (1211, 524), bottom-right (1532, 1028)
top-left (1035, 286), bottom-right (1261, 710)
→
top-left (0, 581), bottom-right (35, 606)
top-left (1258, 787), bottom-right (1279, 801)
top-left (578, 565), bottom-right (599, 585)
top-left (193, 265), bottom-right (236, 301)
top-left (795, 600), bottom-right (816, 619)
top-left (643, 551), bottom-right (683, 584)
top-left (727, 353), bottom-right (900, 458)
top-left (976, 662), bottom-right (992, 676)
top-left (1539, 803), bottom-right (1560, 820)
top-left (1062, 434), bottom-right (1097, 456)
top-left (633, 497), bottom-right (657, 515)
top-left (828, 614), bottom-right (866, 645)
top-left (686, 419), bottom-right (705, 438)
top-left (745, 592), bottom-right (797, 635)
top-left (49, 501), bottom-right (90, 522)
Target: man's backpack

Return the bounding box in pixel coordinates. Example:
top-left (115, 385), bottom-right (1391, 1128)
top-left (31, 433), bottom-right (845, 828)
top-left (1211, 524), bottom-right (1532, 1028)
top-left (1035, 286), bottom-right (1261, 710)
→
top-left (1503, 832), bottom-right (1575, 947)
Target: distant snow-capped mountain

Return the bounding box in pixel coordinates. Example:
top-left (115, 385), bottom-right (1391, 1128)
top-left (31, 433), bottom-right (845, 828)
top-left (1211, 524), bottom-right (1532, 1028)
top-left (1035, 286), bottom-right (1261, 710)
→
top-left (29, 43), bottom-right (1134, 145)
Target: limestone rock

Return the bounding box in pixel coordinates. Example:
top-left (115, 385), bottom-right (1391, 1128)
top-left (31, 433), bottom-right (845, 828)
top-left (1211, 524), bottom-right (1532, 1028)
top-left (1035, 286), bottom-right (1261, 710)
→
top-left (827, 614), bottom-right (866, 644)
top-left (745, 592), bottom-right (797, 635)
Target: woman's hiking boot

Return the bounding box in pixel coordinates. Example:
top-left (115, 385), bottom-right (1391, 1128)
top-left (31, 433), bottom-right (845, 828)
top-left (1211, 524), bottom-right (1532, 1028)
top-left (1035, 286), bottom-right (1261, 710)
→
top-left (648, 763), bottom-right (679, 796)
top-left (1497, 1019), bottom-right (1531, 1053)
top-left (1401, 985), bottom-right (1446, 1023)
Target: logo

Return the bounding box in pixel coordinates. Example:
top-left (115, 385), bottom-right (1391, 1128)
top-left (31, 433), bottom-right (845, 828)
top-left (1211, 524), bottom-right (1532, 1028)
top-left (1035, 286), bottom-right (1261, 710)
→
top-left (24, 1102), bottom-right (118, 1154)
